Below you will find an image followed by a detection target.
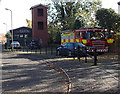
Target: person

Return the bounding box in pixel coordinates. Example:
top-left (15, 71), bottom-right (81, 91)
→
top-left (91, 32), bottom-right (104, 39)
top-left (4, 42), bottom-right (7, 49)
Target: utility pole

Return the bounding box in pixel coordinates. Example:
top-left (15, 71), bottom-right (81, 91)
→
top-left (5, 8), bottom-right (14, 50)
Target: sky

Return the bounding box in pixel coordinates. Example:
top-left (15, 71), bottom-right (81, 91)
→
top-left (0, 0), bottom-right (120, 34)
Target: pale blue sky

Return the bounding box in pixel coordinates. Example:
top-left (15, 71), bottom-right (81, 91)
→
top-left (0, 0), bottom-right (120, 34)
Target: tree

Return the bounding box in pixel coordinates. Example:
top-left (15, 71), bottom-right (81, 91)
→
top-left (96, 8), bottom-right (120, 50)
top-left (26, 19), bottom-right (32, 28)
top-left (50, 2), bottom-right (82, 30)
top-left (112, 14), bottom-right (120, 32)
top-left (48, 0), bottom-right (102, 29)
top-left (48, 21), bottom-right (61, 44)
top-left (47, 0), bottom-right (102, 44)
top-left (96, 8), bottom-right (120, 31)
top-left (79, 0), bottom-right (102, 27)
top-left (5, 32), bottom-right (12, 40)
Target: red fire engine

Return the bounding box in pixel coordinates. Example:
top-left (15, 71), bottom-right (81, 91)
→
top-left (61, 27), bottom-right (115, 53)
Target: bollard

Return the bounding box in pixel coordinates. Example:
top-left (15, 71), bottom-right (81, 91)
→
top-left (85, 56), bottom-right (87, 63)
top-left (40, 47), bottom-right (41, 54)
top-left (77, 57), bottom-right (80, 61)
top-left (94, 48), bottom-right (97, 65)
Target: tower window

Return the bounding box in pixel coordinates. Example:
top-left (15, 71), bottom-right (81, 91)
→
top-left (37, 8), bottom-right (43, 16)
top-left (38, 22), bottom-right (44, 30)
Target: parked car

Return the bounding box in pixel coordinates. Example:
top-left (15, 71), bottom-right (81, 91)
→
top-left (28, 40), bottom-right (41, 49)
top-left (10, 41), bottom-right (21, 49)
top-left (56, 42), bottom-right (89, 57)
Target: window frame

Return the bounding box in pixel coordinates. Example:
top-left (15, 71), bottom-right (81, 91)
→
top-left (38, 21), bottom-right (44, 30)
top-left (37, 8), bottom-right (43, 16)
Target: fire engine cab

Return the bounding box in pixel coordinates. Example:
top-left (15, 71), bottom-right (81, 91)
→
top-left (61, 27), bottom-right (115, 53)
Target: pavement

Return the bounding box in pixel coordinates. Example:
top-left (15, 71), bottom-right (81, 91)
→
top-left (1, 51), bottom-right (119, 93)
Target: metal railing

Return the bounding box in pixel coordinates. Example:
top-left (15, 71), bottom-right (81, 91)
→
top-left (3, 45), bottom-right (98, 66)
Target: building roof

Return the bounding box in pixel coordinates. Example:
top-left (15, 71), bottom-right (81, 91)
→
top-left (9, 27), bottom-right (32, 33)
top-left (12, 26), bottom-right (31, 30)
top-left (30, 4), bottom-right (48, 10)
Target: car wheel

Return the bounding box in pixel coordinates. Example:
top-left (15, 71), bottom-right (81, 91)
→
top-left (68, 50), bottom-right (72, 56)
top-left (56, 50), bottom-right (60, 56)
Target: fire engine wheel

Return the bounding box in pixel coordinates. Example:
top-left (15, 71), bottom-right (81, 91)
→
top-left (68, 50), bottom-right (72, 56)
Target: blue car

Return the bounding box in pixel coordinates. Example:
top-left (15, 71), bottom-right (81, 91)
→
top-left (56, 42), bottom-right (88, 57)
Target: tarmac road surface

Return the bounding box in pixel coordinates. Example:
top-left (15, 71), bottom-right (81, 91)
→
top-left (2, 52), bottom-right (66, 93)
top-left (1, 52), bottom-right (119, 93)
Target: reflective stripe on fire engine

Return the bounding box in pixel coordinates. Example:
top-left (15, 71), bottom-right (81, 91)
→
top-left (82, 39), bottom-right (87, 44)
top-left (61, 39), bottom-right (64, 42)
top-left (76, 39), bottom-right (79, 42)
top-left (66, 39), bottom-right (69, 42)
top-left (62, 39), bottom-right (83, 43)
top-left (61, 33), bottom-right (74, 36)
top-left (107, 39), bottom-right (114, 43)
top-left (70, 39), bottom-right (74, 42)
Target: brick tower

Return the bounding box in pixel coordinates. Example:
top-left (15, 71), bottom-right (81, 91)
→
top-left (30, 4), bottom-right (48, 46)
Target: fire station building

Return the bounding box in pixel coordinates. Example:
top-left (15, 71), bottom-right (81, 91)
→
top-left (30, 4), bottom-right (48, 46)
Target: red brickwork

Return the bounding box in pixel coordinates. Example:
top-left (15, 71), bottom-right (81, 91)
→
top-left (31, 4), bottom-right (48, 46)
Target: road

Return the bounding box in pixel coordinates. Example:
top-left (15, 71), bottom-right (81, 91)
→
top-left (55, 57), bottom-right (119, 92)
top-left (1, 52), bottom-right (119, 93)
top-left (2, 52), bottom-right (67, 93)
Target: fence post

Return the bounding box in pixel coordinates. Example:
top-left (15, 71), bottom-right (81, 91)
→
top-left (85, 47), bottom-right (87, 63)
top-left (51, 45), bottom-right (53, 55)
top-left (85, 57), bottom-right (87, 63)
top-left (40, 46), bottom-right (41, 54)
top-left (56, 45), bottom-right (58, 56)
top-left (35, 48), bottom-right (37, 53)
top-left (26, 48), bottom-right (28, 53)
top-left (23, 48), bottom-right (24, 52)
top-left (94, 47), bottom-right (97, 65)
top-left (45, 46), bottom-right (47, 55)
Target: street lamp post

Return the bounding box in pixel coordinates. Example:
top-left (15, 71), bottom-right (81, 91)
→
top-left (5, 8), bottom-right (14, 50)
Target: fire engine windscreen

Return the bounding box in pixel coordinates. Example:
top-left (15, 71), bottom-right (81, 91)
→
top-left (82, 31), bottom-right (113, 39)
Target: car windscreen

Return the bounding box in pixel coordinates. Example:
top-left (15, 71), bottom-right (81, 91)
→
top-left (62, 43), bottom-right (74, 48)
top-left (11, 41), bottom-right (20, 44)
top-left (77, 43), bottom-right (85, 47)
top-left (85, 31), bottom-right (114, 39)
